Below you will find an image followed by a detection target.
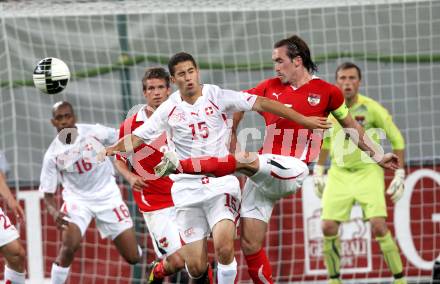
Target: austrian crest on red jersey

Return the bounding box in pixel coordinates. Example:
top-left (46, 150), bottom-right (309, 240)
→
top-left (307, 93), bottom-right (321, 106)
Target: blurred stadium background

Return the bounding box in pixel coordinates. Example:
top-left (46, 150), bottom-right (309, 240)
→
top-left (0, 0), bottom-right (439, 283)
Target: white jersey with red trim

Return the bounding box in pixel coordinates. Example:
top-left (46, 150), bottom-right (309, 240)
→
top-left (39, 123), bottom-right (120, 201)
top-left (133, 84), bottom-right (257, 206)
top-left (134, 84), bottom-right (256, 160)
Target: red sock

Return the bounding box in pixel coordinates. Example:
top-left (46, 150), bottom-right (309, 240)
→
top-left (207, 263), bottom-right (213, 284)
top-left (153, 259), bottom-right (168, 279)
top-left (244, 248), bottom-right (274, 284)
top-left (179, 155), bottom-right (236, 177)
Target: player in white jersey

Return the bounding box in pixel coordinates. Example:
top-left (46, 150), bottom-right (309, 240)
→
top-left (103, 52), bottom-right (331, 284)
top-left (0, 151), bottom-right (26, 284)
top-left (39, 102), bottom-right (141, 284)
top-left (114, 67), bottom-right (187, 284)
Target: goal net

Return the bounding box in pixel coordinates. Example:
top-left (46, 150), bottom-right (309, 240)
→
top-left (0, 0), bottom-right (439, 283)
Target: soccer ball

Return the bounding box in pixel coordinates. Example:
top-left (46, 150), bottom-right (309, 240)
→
top-left (33, 57), bottom-right (70, 95)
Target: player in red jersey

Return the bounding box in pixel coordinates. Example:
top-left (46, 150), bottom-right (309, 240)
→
top-left (156, 35), bottom-right (398, 284)
top-left (114, 67), bottom-right (188, 284)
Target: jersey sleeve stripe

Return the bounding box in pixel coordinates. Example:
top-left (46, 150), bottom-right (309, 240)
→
top-left (208, 99), bottom-right (220, 110)
top-left (167, 106), bottom-right (177, 119)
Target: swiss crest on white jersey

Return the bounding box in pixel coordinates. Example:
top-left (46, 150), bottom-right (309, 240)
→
top-left (205, 106), bottom-right (214, 116)
top-left (307, 93), bottom-right (321, 106)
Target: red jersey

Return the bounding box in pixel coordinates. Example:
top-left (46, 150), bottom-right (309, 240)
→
top-left (116, 107), bottom-right (174, 212)
top-left (246, 77), bottom-right (345, 163)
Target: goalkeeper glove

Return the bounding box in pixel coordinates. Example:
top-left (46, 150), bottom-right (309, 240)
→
top-left (313, 164), bottom-right (326, 199)
top-left (386, 168), bottom-right (405, 203)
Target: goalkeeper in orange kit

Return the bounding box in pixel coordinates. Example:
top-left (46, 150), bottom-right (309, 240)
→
top-left (313, 62), bottom-right (407, 284)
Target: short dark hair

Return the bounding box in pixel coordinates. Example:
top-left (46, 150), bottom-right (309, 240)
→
top-left (52, 101), bottom-right (74, 117)
top-left (168, 52), bottom-right (198, 76)
top-left (274, 35), bottom-right (318, 74)
top-left (142, 67), bottom-right (170, 91)
top-left (335, 62), bottom-right (362, 80)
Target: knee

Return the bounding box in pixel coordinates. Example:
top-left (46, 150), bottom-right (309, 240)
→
top-left (321, 221), bottom-right (339, 236)
top-left (240, 235), bottom-right (261, 256)
top-left (186, 261), bottom-right (208, 278)
top-left (123, 252), bottom-right (140, 265)
top-left (167, 252), bottom-right (185, 271)
top-left (5, 245), bottom-right (26, 271)
top-left (369, 217), bottom-right (388, 237)
top-left (372, 223), bottom-right (388, 238)
top-left (215, 243), bottom-right (234, 264)
top-left (59, 243), bottom-right (80, 260)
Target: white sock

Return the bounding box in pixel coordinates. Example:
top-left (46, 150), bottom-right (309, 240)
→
top-left (4, 265), bottom-right (25, 284)
top-left (248, 155), bottom-right (271, 184)
top-left (217, 258), bottom-right (237, 284)
top-left (51, 263), bottom-right (70, 284)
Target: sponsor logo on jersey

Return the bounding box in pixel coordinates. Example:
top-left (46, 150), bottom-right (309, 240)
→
top-left (307, 93), bottom-right (321, 106)
top-left (272, 92), bottom-right (281, 100)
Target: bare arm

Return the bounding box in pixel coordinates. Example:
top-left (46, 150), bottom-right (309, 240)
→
top-left (0, 172), bottom-right (24, 222)
top-left (105, 134), bottom-right (144, 156)
top-left (252, 96), bottom-right (331, 129)
top-left (316, 149), bottom-right (330, 167)
top-left (113, 159), bottom-right (147, 191)
top-left (229, 112), bottom-right (244, 153)
top-left (337, 115), bottom-right (398, 169)
top-left (394, 149), bottom-right (405, 168)
top-left (44, 192), bottom-right (68, 230)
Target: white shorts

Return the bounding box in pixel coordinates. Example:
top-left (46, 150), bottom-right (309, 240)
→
top-left (142, 207), bottom-right (182, 258)
top-left (0, 207), bottom-right (19, 247)
top-left (62, 192), bottom-right (133, 240)
top-left (241, 154), bottom-right (309, 223)
top-left (170, 175), bottom-right (241, 208)
top-left (176, 179), bottom-right (241, 244)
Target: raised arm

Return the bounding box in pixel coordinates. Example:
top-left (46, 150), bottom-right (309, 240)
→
top-left (337, 115), bottom-right (398, 170)
top-left (229, 111), bottom-right (244, 153)
top-left (252, 96), bottom-right (331, 129)
top-left (105, 134), bottom-right (144, 156)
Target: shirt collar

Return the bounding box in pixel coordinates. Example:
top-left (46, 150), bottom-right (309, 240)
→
top-left (136, 105), bottom-right (150, 122)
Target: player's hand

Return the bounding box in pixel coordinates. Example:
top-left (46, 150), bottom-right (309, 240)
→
top-left (386, 168), bottom-right (405, 203)
top-left (53, 211), bottom-right (70, 230)
top-left (97, 147), bottom-right (116, 162)
top-left (377, 153), bottom-right (399, 170)
top-left (6, 197), bottom-right (25, 223)
top-left (313, 165), bottom-right (326, 199)
top-left (128, 174), bottom-right (148, 192)
top-left (302, 116), bottom-right (332, 130)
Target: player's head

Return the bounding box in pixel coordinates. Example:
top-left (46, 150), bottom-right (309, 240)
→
top-left (273, 35), bottom-right (318, 84)
top-left (51, 101), bottom-right (76, 132)
top-left (142, 67), bottom-right (171, 109)
top-left (335, 62), bottom-right (362, 100)
top-left (168, 52), bottom-right (200, 97)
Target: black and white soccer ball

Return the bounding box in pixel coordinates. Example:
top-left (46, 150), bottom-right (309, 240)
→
top-left (33, 57), bottom-right (70, 95)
